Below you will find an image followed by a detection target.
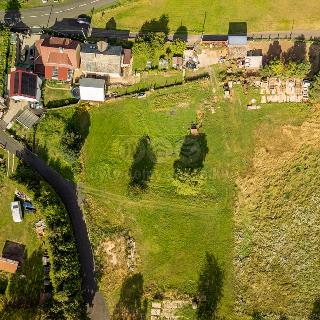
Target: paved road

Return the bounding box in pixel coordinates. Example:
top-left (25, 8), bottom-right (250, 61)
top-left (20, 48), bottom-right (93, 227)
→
top-left (0, 0), bottom-right (115, 29)
top-left (0, 130), bottom-right (108, 320)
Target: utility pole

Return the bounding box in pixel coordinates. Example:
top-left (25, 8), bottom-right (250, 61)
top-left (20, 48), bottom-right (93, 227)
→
top-left (47, 5), bottom-right (53, 29)
top-left (290, 19), bottom-right (294, 39)
top-left (201, 11), bottom-right (207, 40)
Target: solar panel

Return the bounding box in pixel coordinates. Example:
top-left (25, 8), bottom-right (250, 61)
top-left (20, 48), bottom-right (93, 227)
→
top-left (21, 72), bottom-right (37, 97)
top-left (13, 72), bottom-right (20, 95)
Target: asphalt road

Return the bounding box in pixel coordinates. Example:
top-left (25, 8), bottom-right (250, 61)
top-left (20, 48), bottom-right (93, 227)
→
top-left (0, 130), bottom-right (109, 320)
top-left (0, 0), bottom-right (116, 28)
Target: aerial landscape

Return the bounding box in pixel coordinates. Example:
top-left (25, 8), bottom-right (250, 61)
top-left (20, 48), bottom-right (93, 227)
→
top-left (0, 0), bottom-right (320, 319)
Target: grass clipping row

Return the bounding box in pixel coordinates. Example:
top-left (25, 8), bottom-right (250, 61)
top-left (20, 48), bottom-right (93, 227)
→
top-left (234, 111), bottom-right (320, 319)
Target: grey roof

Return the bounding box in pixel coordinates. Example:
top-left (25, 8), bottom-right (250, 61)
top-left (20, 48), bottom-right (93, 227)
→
top-left (228, 35), bottom-right (247, 46)
top-left (79, 78), bottom-right (105, 88)
top-left (80, 45), bottom-right (122, 75)
top-left (16, 109), bottom-right (40, 129)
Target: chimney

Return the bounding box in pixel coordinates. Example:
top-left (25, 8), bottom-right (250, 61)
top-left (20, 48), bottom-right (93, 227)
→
top-left (59, 47), bottom-right (64, 53)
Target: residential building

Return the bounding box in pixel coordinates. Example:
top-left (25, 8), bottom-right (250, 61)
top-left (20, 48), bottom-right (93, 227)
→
top-left (9, 68), bottom-right (42, 102)
top-left (34, 36), bottom-right (80, 81)
top-left (80, 43), bottom-right (123, 78)
top-left (79, 78), bottom-right (105, 102)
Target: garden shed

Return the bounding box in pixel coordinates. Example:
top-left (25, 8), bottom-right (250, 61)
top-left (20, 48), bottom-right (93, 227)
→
top-left (79, 78), bottom-right (105, 102)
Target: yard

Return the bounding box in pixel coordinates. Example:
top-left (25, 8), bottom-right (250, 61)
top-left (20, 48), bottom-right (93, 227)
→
top-left (31, 69), bottom-right (313, 318)
top-left (42, 80), bottom-right (74, 108)
top-left (0, 149), bottom-right (44, 317)
top-left (92, 0), bottom-right (320, 34)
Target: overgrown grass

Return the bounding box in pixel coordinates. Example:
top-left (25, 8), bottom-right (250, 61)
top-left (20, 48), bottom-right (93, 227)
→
top-left (92, 0), bottom-right (320, 34)
top-left (234, 113), bottom-right (320, 319)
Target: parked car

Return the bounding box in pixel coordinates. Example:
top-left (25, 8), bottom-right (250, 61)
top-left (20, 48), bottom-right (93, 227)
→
top-left (11, 201), bottom-right (23, 223)
top-left (23, 201), bottom-right (36, 214)
top-left (77, 15), bottom-right (91, 25)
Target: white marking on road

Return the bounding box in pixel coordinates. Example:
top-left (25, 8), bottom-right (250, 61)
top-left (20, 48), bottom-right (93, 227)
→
top-left (29, 15), bottom-right (37, 18)
top-left (79, 3), bottom-right (88, 7)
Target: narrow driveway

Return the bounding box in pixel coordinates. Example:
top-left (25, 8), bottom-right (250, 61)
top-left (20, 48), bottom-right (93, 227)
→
top-left (0, 130), bottom-right (108, 320)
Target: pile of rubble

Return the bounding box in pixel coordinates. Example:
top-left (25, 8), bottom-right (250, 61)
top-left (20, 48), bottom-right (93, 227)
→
top-left (259, 77), bottom-right (310, 103)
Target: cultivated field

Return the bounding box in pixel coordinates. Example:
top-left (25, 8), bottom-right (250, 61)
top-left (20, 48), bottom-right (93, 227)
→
top-left (92, 0), bottom-right (320, 34)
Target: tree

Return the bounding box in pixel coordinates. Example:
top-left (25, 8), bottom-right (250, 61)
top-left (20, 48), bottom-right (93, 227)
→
top-left (169, 39), bottom-right (186, 57)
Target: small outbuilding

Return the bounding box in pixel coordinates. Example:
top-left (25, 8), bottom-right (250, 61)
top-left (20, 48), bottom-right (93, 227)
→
top-left (79, 78), bottom-right (105, 102)
top-left (245, 55), bottom-right (263, 69)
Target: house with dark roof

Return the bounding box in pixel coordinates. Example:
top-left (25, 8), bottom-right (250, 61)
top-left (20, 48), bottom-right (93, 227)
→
top-left (34, 36), bottom-right (80, 81)
top-left (9, 68), bottom-right (42, 102)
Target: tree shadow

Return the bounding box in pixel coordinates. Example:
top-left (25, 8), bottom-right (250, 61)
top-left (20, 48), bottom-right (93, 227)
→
top-left (174, 133), bottom-right (209, 172)
top-left (113, 273), bottom-right (147, 320)
top-left (129, 135), bottom-right (156, 190)
top-left (228, 22), bottom-right (247, 35)
top-left (309, 298), bottom-right (320, 320)
top-left (106, 17), bottom-right (117, 30)
top-left (308, 42), bottom-right (320, 77)
top-left (140, 14), bottom-right (170, 35)
top-left (61, 105), bottom-right (91, 161)
top-left (282, 36), bottom-right (306, 63)
top-left (197, 252), bottom-right (223, 320)
top-left (5, 247), bottom-right (44, 308)
top-left (4, 0), bottom-right (29, 32)
top-left (173, 25), bottom-right (188, 41)
top-left (263, 40), bottom-right (282, 65)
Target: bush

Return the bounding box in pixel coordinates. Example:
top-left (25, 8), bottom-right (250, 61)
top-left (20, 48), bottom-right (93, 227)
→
top-left (261, 59), bottom-right (311, 78)
top-left (172, 168), bottom-right (206, 196)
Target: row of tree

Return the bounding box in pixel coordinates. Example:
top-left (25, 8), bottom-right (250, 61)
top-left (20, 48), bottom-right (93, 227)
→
top-left (14, 164), bottom-right (86, 319)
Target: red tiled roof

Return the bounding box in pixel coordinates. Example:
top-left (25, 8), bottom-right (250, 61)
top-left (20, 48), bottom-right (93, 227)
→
top-left (35, 36), bottom-right (80, 69)
top-left (0, 257), bottom-right (18, 273)
top-left (41, 36), bottom-right (79, 50)
top-left (48, 52), bottom-right (72, 66)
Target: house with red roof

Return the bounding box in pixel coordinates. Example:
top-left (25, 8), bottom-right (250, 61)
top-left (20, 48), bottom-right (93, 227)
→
top-left (9, 68), bottom-right (42, 102)
top-left (34, 36), bottom-right (80, 81)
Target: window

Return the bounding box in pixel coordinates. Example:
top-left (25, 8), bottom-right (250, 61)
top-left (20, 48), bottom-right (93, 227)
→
top-left (52, 67), bottom-right (58, 79)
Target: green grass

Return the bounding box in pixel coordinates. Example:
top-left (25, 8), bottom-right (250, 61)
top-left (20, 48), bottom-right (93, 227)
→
top-left (0, 151), bottom-right (44, 317)
top-left (43, 81), bottom-right (73, 108)
top-left (0, 154), bottom-right (41, 256)
top-left (93, 0), bottom-right (320, 33)
top-left (33, 73), bottom-right (311, 317)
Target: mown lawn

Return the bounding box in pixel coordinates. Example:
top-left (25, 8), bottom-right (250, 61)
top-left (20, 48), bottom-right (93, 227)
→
top-left (93, 0), bottom-right (320, 33)
top-left (33, 74), bottom-right (311, 317)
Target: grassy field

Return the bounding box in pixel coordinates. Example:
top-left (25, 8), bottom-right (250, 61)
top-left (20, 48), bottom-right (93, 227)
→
top-left (93, 0), bottom-right (320, 34)
top-left (32, 70), bottom-right (313, 317)
top-left (234, 110), bottom-right (320, 319)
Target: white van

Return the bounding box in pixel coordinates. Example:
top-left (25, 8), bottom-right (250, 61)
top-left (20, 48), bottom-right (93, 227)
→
top-left (11, 201), bottom-right (23, 223)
